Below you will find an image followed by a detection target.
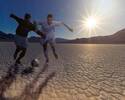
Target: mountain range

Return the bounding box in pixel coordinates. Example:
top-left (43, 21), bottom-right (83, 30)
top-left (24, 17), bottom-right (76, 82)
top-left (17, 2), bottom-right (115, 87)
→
top-left (0, 29), bottom-right (125, 44)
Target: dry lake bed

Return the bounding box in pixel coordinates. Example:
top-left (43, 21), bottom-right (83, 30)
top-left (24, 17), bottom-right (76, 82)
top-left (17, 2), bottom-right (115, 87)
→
top-left (0, 42), bottom-right (125, 100)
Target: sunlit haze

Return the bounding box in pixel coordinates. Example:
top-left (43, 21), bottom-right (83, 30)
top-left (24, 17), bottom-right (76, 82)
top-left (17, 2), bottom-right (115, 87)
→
top-left (85, 17), bottom-right (98, 29)
top-left (0, 0), bottom-right (125, 39)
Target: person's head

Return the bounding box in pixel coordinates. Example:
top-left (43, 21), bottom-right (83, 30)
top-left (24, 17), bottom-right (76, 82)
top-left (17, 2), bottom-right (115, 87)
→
top-left (24, 13), bottom-right (31, 21)
top-left (47, 14), bottom-right (53, 24)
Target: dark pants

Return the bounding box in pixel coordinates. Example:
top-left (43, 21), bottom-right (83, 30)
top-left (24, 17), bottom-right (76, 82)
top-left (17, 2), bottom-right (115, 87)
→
top-left (14, 45), bottom-right (27, 63)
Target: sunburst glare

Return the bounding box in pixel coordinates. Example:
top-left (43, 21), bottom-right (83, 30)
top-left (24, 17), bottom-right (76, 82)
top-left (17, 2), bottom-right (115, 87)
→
top-left (84, 16), bottom-right (98, 30)
top-left (74, 5), bottom-right (109, 37)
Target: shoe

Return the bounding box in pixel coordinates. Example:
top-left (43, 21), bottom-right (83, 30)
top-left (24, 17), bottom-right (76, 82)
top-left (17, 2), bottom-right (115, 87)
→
top-left (21, 67), bottom-right (34, 76)
top-left (13, 66), bottom-right (19, 74)
top-left (46, 59), bottom-right (49, 63)
top-left (54, 53), bottom-right (58, 59)
top-left (15, 60), bottom-right (22, 66)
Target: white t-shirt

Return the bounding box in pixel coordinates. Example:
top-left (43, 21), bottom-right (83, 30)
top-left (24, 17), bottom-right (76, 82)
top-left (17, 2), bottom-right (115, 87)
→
top-left (39, 21), bottom-right (63, 41)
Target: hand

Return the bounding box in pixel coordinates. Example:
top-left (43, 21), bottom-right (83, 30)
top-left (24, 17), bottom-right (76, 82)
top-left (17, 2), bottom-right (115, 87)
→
top-left (10, 13), bottom-right (14, 17)
top-left (36, 30), bottom-right (45, 37)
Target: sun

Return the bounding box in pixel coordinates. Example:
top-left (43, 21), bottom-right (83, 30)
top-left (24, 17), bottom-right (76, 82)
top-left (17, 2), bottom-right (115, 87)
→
top-left (85, 17), bottom-right (98, 30)
top-left (75, 12), bottom-right (104, 37)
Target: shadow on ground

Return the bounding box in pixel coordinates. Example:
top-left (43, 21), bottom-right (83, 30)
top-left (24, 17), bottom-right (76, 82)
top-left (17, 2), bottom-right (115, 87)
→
top-left (0, 63), bottom-right (55, 100)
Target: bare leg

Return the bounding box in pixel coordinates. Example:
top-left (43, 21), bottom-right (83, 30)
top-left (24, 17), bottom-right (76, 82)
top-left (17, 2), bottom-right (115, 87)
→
top-left (43, 43), bottom-right (49, 63)
top-left (13, 46), bottom-right (21, 60)
top-left (16, 48), bottom-right (27, 64)
top-left (50, 43), bottom-right (58, 59)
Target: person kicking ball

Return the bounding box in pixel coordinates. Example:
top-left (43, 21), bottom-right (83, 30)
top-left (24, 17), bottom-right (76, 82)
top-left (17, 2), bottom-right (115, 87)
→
top-left (36, 14), bottom-right (73, 63)
top-left (10, 13), bottom-right (38, 65)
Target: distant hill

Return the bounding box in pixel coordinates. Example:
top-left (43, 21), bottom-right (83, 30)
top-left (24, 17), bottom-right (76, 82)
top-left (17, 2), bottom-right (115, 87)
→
top-left (28, 36), bottom-right (40, 42)
top-left (1, 29), bottom-right (125, 44)
top-left (55, 38), bottom-right (69, 43)
top-left (0, 31), bottom-right (69, 43)
top-left (0, 31), bottom-right (14, 41)
top-left (66, 29), bottom-right (125, 44)
top-left (29, 37), bottom-right (69, 43)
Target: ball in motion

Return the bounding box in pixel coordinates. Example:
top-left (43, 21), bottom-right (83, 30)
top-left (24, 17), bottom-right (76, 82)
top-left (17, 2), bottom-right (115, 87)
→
top-left (31, 59), bottom-right (39, 67)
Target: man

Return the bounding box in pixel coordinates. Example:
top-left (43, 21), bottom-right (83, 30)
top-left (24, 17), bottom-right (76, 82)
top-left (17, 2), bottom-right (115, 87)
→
top-left (37, 14), bottom-right (73, 63)
top-left (10, 13), bottom-right (37, 65)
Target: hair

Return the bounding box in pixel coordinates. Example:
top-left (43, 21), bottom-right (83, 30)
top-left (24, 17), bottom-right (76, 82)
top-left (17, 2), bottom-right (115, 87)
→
top-left (24, 13), bottom-right (31, 19)
top-left (47, 14), bottom-right (53, 18)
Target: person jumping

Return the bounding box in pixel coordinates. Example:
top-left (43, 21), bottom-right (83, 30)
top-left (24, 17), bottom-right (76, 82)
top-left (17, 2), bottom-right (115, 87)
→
top-left (36, 14), bottom-right (73, 63)
top-left (10, 13), bottom-right (37, 65)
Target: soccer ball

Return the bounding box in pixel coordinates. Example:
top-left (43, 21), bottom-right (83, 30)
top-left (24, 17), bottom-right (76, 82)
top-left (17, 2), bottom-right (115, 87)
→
top-left (31, 59), bottom-right (39, 67)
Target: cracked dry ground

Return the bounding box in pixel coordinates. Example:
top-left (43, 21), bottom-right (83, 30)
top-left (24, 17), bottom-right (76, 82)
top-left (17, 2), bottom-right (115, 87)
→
top-left (0, 42), bottom-right (125, 100)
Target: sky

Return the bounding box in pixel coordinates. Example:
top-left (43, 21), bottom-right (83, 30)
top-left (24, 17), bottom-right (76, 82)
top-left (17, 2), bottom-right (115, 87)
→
top-left (1, 0), bottom-right (125, 39)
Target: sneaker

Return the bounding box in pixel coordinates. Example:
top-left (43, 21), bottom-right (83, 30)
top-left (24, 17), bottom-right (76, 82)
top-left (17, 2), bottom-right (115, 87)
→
top-left (54, 53), bottom-right (58, 59)
top-left (13, 66), bottom-right (19, 74)
top-left (46, 59), bottom-right (49, 63)
top-left (15, 60), bottom-right (22, 66)
top-left (21, 67), bottom-right (34, 76)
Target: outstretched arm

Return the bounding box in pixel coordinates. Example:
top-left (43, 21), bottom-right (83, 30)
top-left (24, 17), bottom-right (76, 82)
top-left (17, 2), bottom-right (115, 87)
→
top-left (54, 21), bottom-right (73, 32)
top-left (10, 14), bottom-right (23, 23)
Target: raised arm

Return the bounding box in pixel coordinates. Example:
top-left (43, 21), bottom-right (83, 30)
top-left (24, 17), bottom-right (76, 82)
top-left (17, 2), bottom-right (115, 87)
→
top-left (10, 14), bottom-right (23, 23)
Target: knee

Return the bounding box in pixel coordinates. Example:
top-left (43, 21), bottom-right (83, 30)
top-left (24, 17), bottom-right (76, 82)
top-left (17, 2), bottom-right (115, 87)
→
top-left (51, 45), bottom-right (55, 50)
top-left (50, 43), bottom-right (55, 48)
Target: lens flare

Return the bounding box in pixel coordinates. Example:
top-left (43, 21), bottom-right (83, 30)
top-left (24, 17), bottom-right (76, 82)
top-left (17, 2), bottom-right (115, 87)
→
top-left (74, 3), bottom-right (110, 37)
top-left (75, 12), bottom-right (105, 37)
top-left (85, 17), bottom-right (98, 30)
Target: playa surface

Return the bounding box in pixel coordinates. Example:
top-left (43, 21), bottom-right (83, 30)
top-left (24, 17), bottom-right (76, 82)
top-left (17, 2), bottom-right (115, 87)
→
top-left (0, 42), bottom-right (125, 100)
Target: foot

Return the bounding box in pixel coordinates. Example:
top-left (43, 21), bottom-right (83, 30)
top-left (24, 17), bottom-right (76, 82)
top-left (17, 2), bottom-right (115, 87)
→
top-left (46, 58), bottom-right (49, 63)
top-left (54, 53), bottom-right (58, 59)
top-left (21, 67), bottom-right (34, 76)
top-left (13, 66), bottom-right (19, 74)
top-left (15, 60), bottom-right (22, 66)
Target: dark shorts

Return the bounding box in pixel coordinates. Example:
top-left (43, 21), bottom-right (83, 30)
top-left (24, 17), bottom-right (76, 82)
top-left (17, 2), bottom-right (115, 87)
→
top-left (14, 35), bottom-right (28, 48)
